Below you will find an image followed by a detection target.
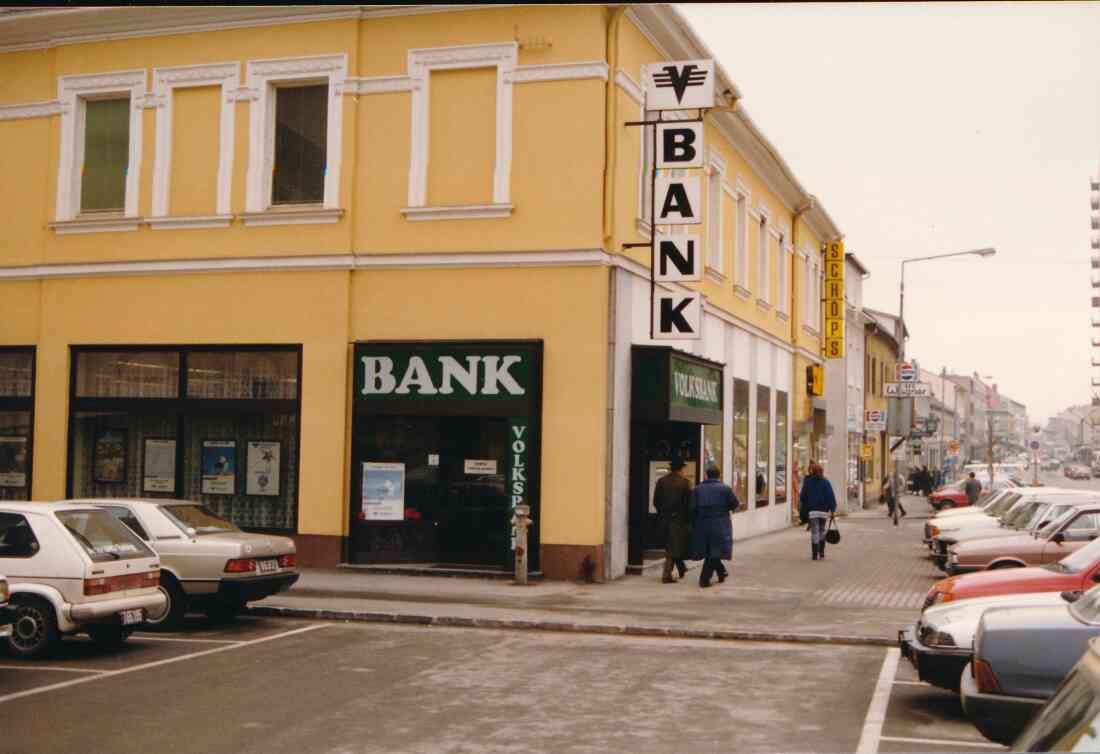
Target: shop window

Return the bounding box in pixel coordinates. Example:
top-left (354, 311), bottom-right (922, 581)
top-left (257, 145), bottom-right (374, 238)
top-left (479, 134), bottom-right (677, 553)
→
top-left (776, 391), bottom-right (788, 506)
top-left (272, 84), bottom-right (328, 205)
top-left (703, 422), bottom-right (723, 479)
top-left (756, 384), bottom-right (771, 507)
top-left (75, 351), bottom-right (180, 398)
top-left (81, 98), bottom-right (130, 212)
top-left (732, 378), bottom-right (750, 510)
top-left (187, 351), bottom-right (298, 400)
top-left (69, 346), bottom-right (301, 533)
top-left (0, 348), bottom-right (35, 502)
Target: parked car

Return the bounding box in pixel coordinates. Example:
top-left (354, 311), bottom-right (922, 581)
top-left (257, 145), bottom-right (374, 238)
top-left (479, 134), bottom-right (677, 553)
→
top-left (924, 535), bottom-right (1100, 611)
top-left (0, 574), bottom-right (13, 640)
top-left (933, 492), bottom-right (1100, 571)
top-left (930, 476), bottom-right (1019, 511)
top-left (1041, 458), bottom-right (1061, 472)
top-left (925, 491), bottom-right (1032, 553)
top-left (80, 499), bottom-right (299, 628)
top-left (1012, 636), bottom-right (1100, 751)
top-left (961, 586), bottom-right (1100, 744)
top-left (0, 502), bottom-right (165, 657)
top-left (900, 590), bottom-right (1070, 692)
top-left (1065, 465), bottom-right (1092, 480)
top-left (947, 504), bottom-right (1100, 575)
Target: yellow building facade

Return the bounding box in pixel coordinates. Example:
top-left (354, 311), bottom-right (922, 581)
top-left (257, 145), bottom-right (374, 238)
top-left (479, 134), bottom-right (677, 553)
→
top-left (0, 5), bottom-right (841, 580)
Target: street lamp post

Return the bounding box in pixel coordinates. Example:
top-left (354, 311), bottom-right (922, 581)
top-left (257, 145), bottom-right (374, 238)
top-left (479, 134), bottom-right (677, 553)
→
top-left (895, 247), bottom-right (996, 486)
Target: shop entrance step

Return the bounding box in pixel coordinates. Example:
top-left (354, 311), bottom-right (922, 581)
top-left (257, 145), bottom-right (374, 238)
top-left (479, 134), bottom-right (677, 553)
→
top-left (338, 563), bottom-right (544, 581)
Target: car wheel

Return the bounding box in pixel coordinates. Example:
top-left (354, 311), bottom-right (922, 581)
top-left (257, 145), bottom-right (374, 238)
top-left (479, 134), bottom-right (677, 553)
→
top-left (145, 573), bottom-right (187, 630)
top-left (86, 625), bottom-right (132, 649)
top-left (8, 595), bottom-right (59, 659)
top-left (989, 561), bottom-right (1022, 570)
top-left (203, 600), bottom-right (244, 624)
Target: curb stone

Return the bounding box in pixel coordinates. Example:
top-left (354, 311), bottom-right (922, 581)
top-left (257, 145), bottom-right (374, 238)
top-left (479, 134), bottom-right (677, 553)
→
top-left (248, 605), bottom-right (895, 648)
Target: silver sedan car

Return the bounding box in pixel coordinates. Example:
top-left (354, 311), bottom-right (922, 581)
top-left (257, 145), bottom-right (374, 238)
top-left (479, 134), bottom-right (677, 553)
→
top-left (75, 499), bottom-right (299, 628)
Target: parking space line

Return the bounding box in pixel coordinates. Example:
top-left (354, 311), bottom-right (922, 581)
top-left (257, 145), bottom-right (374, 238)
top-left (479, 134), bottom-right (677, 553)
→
top-left (856, 647), bottom-right (900, 754)
top-left (0, 623), bottom-right (329, 705)
top-left (880, 735), bottom-right (1004, 750)
top-left (0, 664), bottom-right (109, 674)
top-left (130, 635), bottom-right (242, 645)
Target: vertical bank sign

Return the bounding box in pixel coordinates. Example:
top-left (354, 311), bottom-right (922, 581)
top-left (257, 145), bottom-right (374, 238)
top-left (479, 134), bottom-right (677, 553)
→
top-left (822, 240), bottom-right (845, 359)
top-left (625, 59), bottom-right (715, 341)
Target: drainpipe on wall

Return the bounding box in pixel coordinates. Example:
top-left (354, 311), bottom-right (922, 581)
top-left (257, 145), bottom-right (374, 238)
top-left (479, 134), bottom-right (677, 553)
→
top-left (602, 5), bottom-right (627, 247)
top-left (787, 198), bottom-right (814, 522)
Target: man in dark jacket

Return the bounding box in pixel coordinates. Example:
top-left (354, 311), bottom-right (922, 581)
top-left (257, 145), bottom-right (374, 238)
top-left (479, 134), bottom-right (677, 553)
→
top-left (652, 456), bottom-right (693, 583)
top-left (799, 462), bottom-right (837, 560)
top-left (689, 465), bottom-right (738, 588)
top-left (963, 472), bottom-right (982, 505)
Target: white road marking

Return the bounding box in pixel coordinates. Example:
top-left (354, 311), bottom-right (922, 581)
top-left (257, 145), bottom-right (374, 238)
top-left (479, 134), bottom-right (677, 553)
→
top-left (0, 623), bottom-right (328, 705)
top-left (130, 635), bottom-right (241, 644)
top-left (0, 664), bottom-right (109, 674)
top-left (880, 735), bottom-right (1004, 750)
top-left (856, 647), bottom-right (901, 754)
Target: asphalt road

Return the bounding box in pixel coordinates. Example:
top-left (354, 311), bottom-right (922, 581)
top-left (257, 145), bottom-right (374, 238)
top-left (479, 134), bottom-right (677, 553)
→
top-left (0, 614), bottom-right (1009, 754)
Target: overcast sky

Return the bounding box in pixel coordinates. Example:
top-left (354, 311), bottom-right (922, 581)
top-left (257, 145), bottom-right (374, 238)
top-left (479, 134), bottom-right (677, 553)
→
top-left (678, 2), bottom-right (1100, 423)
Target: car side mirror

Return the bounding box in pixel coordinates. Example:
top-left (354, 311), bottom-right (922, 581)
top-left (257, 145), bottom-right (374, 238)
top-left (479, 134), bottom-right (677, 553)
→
top-left (1053, 532), bottom-right (1066, 544)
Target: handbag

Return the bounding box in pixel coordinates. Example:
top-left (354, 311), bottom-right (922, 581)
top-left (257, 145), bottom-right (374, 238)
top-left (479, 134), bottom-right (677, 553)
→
top-left (825, 517), bottom-right (841, 545)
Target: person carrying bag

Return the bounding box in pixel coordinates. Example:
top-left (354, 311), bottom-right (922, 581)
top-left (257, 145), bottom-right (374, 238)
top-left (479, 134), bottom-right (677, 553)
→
top-left (798, 462), bottom-right (837, 561)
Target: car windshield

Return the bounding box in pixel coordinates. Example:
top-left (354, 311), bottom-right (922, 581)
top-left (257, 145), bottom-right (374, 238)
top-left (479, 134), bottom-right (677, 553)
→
top-left (55, 509), bottom-right (154, 562)
top-left (1021, 502), bottom-right (1054, 530)
top-left (1005, 501), bottom-right (1040, 528)
top-left (1014, 665), bottom-right (1100, 751)
top-left (159, 504), bottom-right (239, 535)
top-left (990, 493), bottom-right (1022, 517)
top-left (1058, 537), bottom-right (1100, 574)
top-left (1039, 507), bottom-right (1080, 538)
top-left (1071, 587), bottom-right (1100, 625)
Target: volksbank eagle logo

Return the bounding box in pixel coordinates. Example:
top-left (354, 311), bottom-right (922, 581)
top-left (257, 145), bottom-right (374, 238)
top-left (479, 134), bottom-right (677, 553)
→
top-left (652, 64), bottom-right (708, 104)
top-left (644, 58), bottom-right (715, 111)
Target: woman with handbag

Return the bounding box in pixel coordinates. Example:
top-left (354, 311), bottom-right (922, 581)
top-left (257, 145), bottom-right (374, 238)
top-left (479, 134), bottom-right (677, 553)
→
top-left (798, 462), bottom-right (837, 561)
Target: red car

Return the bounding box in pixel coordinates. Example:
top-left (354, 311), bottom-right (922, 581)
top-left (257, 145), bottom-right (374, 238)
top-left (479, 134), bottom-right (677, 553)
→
top-left (929, 478), bottom-right (1017, 511)
top-left (924, 536), bottom-right (1100, 610)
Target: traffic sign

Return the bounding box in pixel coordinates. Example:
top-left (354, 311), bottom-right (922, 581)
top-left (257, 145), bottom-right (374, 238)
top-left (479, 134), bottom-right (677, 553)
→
top-left (1030, 440), bottom-right (1041, 450)
top-left (885, 382), bottom-right (931, 398)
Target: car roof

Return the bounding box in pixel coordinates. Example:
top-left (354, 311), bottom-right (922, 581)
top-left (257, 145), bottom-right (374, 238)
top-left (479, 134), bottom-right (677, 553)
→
top-left (0, 501), bottom-right (113, 514)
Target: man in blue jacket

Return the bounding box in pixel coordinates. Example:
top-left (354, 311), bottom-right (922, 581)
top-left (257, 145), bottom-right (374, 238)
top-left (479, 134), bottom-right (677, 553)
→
top-left (689, 465), bottom-right (739, 588)
top-left (798, 462), bottom-right (837, 561)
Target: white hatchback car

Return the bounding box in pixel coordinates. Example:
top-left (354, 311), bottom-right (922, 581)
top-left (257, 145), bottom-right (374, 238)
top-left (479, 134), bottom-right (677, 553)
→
top-left (0, 502), bottom-right (165, 658)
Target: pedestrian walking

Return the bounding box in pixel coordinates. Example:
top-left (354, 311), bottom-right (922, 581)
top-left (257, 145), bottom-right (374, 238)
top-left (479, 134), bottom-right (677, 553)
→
top-left (652, 456), bottom-right (692, 584)
top-left (688, 465), bottom-right (738, 588)
top-left (963, 471), bottom-right (982, 506)
top-left (882, 470), bottom-right (906, 524)
top-left (799, 462), bottom-right (837, 560)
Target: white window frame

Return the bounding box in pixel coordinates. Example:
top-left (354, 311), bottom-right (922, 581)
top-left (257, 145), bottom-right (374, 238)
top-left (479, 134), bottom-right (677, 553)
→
top-left (53, 69), bottom-right (146, 234)
top-left (732, 180), bottom-right (750, 297)
top-left (812, 256), bottom-right (822, 330)
top-left (402, 42), bottom-right (517, 221)
top-left (705, 150), bottom-right (725, 277)
top-left (243, 53), bottom-right (347, 226)
top-left (149, 62), bottom-right (239, 230)
top-left (756, 205), bottom-right (772, 306)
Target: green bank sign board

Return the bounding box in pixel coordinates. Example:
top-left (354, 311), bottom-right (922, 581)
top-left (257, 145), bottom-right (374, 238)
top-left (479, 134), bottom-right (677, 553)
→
top-left (670, 355), bottom-right (721, 415)
top-left (354, 343), bottom-right (535, 401)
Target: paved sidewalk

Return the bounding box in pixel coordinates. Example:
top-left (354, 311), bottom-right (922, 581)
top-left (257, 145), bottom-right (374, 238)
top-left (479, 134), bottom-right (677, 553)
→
top-left (252, 495), bottom-right (938, 646)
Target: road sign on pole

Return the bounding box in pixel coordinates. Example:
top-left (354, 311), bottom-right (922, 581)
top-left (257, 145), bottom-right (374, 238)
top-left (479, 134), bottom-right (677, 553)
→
top-left (885, 382), bottom-right (931, 398)
top-left (895, 362), bottom-right (916, 382)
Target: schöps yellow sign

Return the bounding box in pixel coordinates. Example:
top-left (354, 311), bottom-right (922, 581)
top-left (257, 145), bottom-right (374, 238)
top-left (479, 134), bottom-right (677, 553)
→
top-left (822, 240), bottom-right (845, 359)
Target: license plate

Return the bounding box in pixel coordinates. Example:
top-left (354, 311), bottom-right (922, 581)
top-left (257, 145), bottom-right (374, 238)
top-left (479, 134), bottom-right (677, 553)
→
top-left (257, 559), bottom-right (278, 574)
top-left (120, 608), bottom-right (143, 626)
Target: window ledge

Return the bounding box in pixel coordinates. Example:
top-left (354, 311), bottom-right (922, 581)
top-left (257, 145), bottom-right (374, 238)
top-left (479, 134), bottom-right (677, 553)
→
top-left (704, 267), bottom-right (726, 284)
top-left (776, 310), bottom-right (790, 322)
top-left (147, 215), bottom-right (232, 231)
top-left (49, 215), bottom-right (141, 235)
top-left (240, 207), bottom-right (344, 227)
top-left (401, 203), bottom-right (513, 221)
top-left (802, 324), bottom-right (820, 337)
top-left (756, 298), bottom-right (772, 312)
top-left (733, 284), bottom-right (752, 300)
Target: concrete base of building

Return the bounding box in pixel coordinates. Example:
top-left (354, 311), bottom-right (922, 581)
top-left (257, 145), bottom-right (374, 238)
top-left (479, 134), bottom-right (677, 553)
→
top-left (541, 544), bottom-right (604, 583)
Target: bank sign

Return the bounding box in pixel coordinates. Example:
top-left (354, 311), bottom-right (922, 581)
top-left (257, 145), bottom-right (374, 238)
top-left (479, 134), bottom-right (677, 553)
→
top-left (670, 355), bottom-right (721, 414)
top-left (355, 345), bottom-right (533, 400)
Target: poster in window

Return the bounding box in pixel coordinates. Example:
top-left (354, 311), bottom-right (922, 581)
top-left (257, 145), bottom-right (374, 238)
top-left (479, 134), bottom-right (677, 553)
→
top-left (0, 436), bottom-right (28, 488)
top-left (246, 441), bottom-right (280, 496)
top-left (93, 429), bottom-right (127, 484)
top-left (142, 438), bottom-right (176, 493)
top-left (201, 440), bottom-right (237, 495)
top-left (362, 462), bottom-right (404, 521)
